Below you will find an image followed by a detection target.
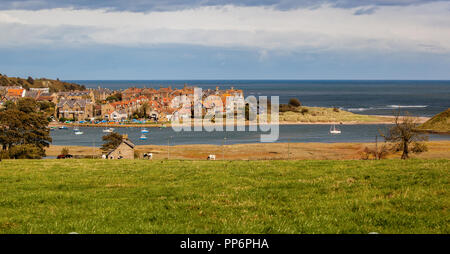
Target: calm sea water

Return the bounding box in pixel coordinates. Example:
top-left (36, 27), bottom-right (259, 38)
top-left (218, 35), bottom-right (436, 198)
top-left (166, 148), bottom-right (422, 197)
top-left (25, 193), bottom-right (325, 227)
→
top-left (50, 125), bottom-right (449, 147)
top-left (70, 80), bottom-right (450, 117)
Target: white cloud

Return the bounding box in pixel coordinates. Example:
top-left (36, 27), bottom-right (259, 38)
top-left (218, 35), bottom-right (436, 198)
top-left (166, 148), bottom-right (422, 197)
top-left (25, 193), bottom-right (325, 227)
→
top-left (0, 3), bottom-right (449, 53)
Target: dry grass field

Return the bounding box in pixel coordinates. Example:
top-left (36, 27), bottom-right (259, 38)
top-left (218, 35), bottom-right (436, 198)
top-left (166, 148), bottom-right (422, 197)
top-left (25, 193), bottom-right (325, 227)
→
top-left (46, 141), bottom-right (450, 160)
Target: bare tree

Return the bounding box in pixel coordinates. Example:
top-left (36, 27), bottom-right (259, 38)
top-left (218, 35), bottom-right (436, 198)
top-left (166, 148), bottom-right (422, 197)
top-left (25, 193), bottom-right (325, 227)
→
top-left (61, 147), bottom-right (70, 156)
top-left (380, 112), bottom-right (428, 159)
top-left (360, 144), bottom-right (391, 160)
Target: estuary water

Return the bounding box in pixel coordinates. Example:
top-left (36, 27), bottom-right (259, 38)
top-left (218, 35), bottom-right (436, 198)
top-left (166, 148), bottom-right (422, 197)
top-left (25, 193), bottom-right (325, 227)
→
top-left (50, 124), bottom-right (449, 147)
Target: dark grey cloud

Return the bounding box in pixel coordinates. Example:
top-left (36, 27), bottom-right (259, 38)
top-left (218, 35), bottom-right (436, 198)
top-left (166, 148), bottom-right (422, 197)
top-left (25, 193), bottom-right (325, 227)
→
top-left (0, 0), bottom-right (447, 12)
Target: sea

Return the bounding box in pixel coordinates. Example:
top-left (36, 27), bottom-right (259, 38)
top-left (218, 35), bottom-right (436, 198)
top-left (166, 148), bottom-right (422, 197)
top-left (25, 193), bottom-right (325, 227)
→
top-left (53, 80), bottom-right (450, 146)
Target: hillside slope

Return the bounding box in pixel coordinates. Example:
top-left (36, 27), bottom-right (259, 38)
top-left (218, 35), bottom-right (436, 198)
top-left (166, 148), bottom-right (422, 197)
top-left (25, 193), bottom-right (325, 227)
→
top-left (0, 73), bottom-right (85, 92)
top-left (418, 108), bottom-right (450, 133)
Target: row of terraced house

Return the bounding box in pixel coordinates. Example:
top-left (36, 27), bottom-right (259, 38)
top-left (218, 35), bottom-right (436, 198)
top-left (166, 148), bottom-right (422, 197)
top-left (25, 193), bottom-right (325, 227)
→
top-left (0, 85), bottom-right (244, 122)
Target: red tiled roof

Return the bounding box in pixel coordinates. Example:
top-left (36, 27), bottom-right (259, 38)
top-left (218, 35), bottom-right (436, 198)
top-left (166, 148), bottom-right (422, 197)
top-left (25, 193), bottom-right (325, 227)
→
top-left (159, 87), bottom-right (172, 93)
top-left (7, 89), bottom-right (24, 97)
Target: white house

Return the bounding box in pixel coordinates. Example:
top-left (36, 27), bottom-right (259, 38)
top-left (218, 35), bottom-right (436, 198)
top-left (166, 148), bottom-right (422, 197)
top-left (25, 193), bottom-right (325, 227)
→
top-left (109, 110), bottom-right (128, 121)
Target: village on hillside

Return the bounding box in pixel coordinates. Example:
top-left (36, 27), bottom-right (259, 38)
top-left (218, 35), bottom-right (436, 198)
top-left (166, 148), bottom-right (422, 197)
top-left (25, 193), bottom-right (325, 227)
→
top-left (0, 76), bottom-right (244, 124)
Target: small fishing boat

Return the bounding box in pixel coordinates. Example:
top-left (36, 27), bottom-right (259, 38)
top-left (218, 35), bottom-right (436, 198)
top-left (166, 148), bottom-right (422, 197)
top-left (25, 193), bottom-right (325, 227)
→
top-left (58, 126), bottom-right (68, 130)
top-left (329, 124), bottom-right (341, 134)
top-left (74, 131), bottom-right (84, 135)
top-left (73, 127), bottom-right (80, 132)
top-left (141, 128), bottom-right (149, 134)
top-left (139, 134), bottom-right (147, 140)
top-left (102, 128), bottom-right (114, 133)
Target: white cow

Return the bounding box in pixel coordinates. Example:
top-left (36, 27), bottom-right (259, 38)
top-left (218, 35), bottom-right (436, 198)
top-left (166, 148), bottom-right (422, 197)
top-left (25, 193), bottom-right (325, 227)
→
top-left (207, 154), bottom-right (216, 160)
top-left (143, 153), bottom-right (153, 160)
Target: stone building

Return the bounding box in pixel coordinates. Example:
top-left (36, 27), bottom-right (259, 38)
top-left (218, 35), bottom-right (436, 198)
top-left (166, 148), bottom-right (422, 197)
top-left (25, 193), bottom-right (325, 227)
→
top-left (56, 99), bottom-right (94, 121)
top-left (105, 136), bottom-right (135, 159)
top-left (91, 87), bottom-right (114, 102)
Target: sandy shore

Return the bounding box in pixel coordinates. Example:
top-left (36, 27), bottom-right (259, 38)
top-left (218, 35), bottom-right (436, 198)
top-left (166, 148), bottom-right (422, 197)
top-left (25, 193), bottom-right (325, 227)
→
top-left (47, 140), bottom-right (450, 160)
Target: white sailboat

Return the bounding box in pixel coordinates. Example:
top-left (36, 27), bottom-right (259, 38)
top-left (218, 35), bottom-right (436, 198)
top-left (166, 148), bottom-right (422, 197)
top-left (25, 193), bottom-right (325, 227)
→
top-left (139, 134), bottom-right (148, 140)
top-left (329, 124), bottom-right (341, 134)
top-left (74, 130), bottom-right (84, 135)
top-left (141, 128), bottom-right (149, 134)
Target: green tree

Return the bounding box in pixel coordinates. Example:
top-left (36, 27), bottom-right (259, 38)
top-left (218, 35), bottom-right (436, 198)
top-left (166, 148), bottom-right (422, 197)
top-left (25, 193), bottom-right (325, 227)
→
top-left (38, 101), bottom-right (53, 111)
top-left (17, 98), bottom-right (39, 113)
top-left (2, 101), bottom-right (16, 111)
top-left (0, 99), bottom-right (52, 158)
top-left (131, 103), bottom-right (150, 119)
top-left (140, 102), bottom-right (150, 118)
top-left (27, 76), bottom-right (34, 85)
top-left (101, 132), bottom-right (123, 152)
top-left (106, 93), bottom-right (122, 102)
top-left (38, 101), bottom-right (56, 116)
top-left (8, 144), bottom-right (42, 159)
top-left (131, 112), bottom-right (141, 119)
top-left (0, 75), bottom-right (9, 86)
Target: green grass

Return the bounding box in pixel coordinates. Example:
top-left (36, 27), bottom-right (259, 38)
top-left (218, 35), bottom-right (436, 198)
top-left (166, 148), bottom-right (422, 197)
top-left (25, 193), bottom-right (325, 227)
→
top-left (419, 108), bottom-right (450, 133)
top-left (0, 159), bottom-right (449, 234)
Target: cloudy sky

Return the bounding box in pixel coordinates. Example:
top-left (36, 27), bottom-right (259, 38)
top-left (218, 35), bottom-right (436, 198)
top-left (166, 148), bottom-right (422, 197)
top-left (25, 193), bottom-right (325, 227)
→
top-left (1, 0), bottom-right (450, 79)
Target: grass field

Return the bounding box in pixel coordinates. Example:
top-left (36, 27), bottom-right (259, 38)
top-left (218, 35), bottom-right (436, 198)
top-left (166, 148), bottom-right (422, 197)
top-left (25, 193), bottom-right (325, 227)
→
top-left (0, 159), bottom-right (449, 234)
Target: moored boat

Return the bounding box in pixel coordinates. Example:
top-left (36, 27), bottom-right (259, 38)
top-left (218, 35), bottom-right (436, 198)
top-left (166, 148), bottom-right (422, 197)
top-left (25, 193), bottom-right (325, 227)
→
top-left (329, 124), bottom-right (341, 134)
top-left (103, 128), bottom-right (114, 133)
